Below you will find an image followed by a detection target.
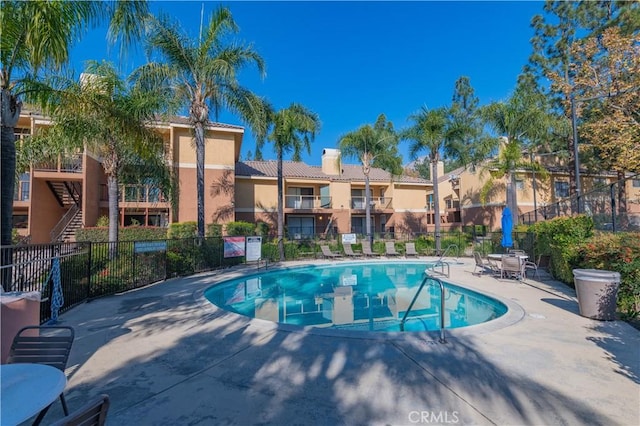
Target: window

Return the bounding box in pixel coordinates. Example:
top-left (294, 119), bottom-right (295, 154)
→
top-left (593, 178), bottom-right (607, 187)
top-left (555, 181), bottom-right (570, 198)
top-left (632, 179), bottom-right (640, 188)
top-left (287, 216), bottom-right (314, 238)
top-left (515, 178), bottom-right (524, 191)
top-left (351, 216), bottom-right (374, 235)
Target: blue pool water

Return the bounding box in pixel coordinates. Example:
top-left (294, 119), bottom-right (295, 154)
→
top-left (204, 262), bottom-right (507, 332)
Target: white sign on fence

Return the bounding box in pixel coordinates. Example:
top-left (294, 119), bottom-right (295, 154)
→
top-left (246, 236), bottom-right (262, 262)
top-left (341, 233), bottom-right (357, 244)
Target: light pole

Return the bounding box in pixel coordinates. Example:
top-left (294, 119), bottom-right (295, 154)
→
top-left (570, 95), bottom-right (582, 214)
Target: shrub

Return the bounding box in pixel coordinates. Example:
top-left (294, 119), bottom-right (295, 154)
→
top-left (96, 215), bottom-right (109, 227)
top-left (226, 221), bottom-right (256, 236)
top-left (574, 232), bottom-right (640, 318)
top-left (167, 222), bottom-right (197, 239)
top-left (529, 215), bottom-right (594, 282)
top-left (207, 223), bottom-right (223, 237)
top-left (77, 226), bottom-right (167, 242)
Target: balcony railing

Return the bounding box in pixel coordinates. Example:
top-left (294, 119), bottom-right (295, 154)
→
top-left (33, 154), bottom-right (83, 173)
top-left (285, 195), bottom-right (332, 209)
top-left (101, 184), bottom-right (168, 203)
top-left (445, 199), bottom-right (460, 210)
top-left (350, 197), bottom-right (392, 209)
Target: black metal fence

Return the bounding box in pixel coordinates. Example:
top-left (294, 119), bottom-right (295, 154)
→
top-left (519, 173), bottom-right (640, 232)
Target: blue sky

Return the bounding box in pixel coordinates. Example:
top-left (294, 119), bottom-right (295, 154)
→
top-left (71, 1), bottom-right (545, 165)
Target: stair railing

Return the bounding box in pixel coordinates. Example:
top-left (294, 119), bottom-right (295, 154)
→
top-left (50, 205), bottom-right (80, 242)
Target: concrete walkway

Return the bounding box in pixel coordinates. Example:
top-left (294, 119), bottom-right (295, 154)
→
top-left (38, 259), bottom-right (639, 425)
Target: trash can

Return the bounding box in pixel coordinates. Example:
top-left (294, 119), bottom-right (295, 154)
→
top-left (572, 269), bottom-right (621, 320)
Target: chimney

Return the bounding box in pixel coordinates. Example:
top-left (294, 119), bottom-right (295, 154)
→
top-left (322, 148), bottom-right (341, 175)
top-left (437, 160), bottom-right (444, 180)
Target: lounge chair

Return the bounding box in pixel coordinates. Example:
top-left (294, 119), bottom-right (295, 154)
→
top-left (320, 245), bottom-right (342, 259)
top-left (501, 254), bottom-right (524, 280)
top-left (50, 394), bottom-right (110, 426)
top-left (361, 241), bottom-right (380, 257)
top-left (405, 242), bottom-right (419, 257)
top-left (8, 326), bottom-right (75, 425)
top-left (385, 241), bottom-right (400, 257)
top-left (343, 243), bottom-right (362, 258)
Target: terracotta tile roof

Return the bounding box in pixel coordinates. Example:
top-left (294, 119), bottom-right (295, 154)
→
top-left (162, 115), bottom-right (244, 130)
top-left (436, 165), bottom-right (467, 184)
top-left (236, 160), bottom-right (430, 185)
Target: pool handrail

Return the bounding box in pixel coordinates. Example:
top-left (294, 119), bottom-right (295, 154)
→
top-left (399, 274), bottom-right (447, 343)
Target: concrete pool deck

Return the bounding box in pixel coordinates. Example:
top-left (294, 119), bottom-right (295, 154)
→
top-left (38, 258), bottom-right (639, 425)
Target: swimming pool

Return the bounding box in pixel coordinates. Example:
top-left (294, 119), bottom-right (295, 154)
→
top-left (204, 261), bottom-right (508, 332)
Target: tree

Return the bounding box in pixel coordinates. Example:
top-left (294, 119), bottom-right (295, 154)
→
top-left (339, 114), bottom-right (401, 244)
top-left (32, 61), bottom-right (173, 245)
top-left (524, 0), bottom-right (638, 197)
top-left (402, 107), bottom-right (462, 254)
top-left (139, 7), bottom-right (270, 238)
top-left (1, 0), bottom-right (148, 289)
top-left (480, 84), bottom-right (551, 224)
top-left (259, 104), bottom-right (320, 260)
top-left (566, 27), bottom-right (640, 216)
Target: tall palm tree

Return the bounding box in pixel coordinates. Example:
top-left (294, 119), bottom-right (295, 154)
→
top-left (339, 114), bottom-right (401, 244)
top-left (259, 103), bottom-right (320, 260)
top-left (34, 60), bottom-right (172, 245)
top-left (402, 107), bottom-right (463, 254)
top-left (480, 84), bottom-right (551, 224)
top-left (1, 0), bottom-right (149, 288)
top-left (138, 7), bottom-right (270, 238)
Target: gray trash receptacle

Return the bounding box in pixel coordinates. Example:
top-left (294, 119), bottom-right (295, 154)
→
top-left (572, 269), bottom-right (620, 320)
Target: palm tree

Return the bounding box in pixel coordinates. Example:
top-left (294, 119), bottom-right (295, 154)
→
top-left (339, 114), bottom-right (401, 244)
top-left (138, 7), bottom-right (270, 238)
top-left (402, 107), bottom-right (464, 254)
top-left (34, 60), bottom-right (172, 245)
top-left (480, 84), bottom-right (551, 224)
top-left (1, 0), bottom-right (149, 288)
top-left (259, 103), bottom-right (320, 260)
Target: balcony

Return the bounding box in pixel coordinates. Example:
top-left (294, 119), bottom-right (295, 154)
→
top-left (33, 154), bottom-right (83, 173)
top-left (350, 197), bottom-right (392, 210)
top-left (445, 199), bottom-right (460, 210)
top-left (285, 195), bottom-right (332, 209)
top-left (101, 184), bottom-right (168, 204)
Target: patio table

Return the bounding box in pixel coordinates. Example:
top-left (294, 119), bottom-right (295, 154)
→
top-left (0, 363), bottom-right (67, 425)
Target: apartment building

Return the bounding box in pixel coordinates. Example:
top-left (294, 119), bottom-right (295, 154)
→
top-left (234, 149), bottom-right (433, 238)
top-left (13, 110), bottom-right (243, 244)
top-left (12, 107), bottom-right (639, 243)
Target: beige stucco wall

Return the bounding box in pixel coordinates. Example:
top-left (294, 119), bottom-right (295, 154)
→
top-left (82, 153), bottom-right (105, 227)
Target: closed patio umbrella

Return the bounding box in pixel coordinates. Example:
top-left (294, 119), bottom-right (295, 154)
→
top-left (501, 206), bottom-right (513, 249)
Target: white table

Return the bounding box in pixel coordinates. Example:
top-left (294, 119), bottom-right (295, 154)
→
top-left (488, 253), bottom-right (528, 261)
top-left (0, 363), bottom-right (67, 425)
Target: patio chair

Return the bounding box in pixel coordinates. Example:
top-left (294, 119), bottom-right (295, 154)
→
top-left (473, 252), bottom-right (500, 276)
top-left (8, 325), bottom-right (75, 425)
top-left (361, 241), bottom-right (381, 257)
top-left (524, 255), bottom-right (541, 280)
top-left (50, 394), bottom-right (110, 426)
top-left (405, 242), bottom-right (419, 257)
top-left (501, 255), bottom-right (524, 280)
top-left (385, 241), bottom-right (400, 257)
top-left (342, 243), bottom-right (362, 258)
top-left (320, 245), bottom-right (342, 259)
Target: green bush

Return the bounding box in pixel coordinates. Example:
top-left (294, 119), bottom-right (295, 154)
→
top-left (96, 216), bottom-right (109, 227)
top-left (574, 232), bottom-right (640, 318)
top-left (529, 215), bottom-right (594, 283)
top-left (167, 222), bottom-right (197, 239)
top-left (207, 223), bottom-right (223, 237)
top-left (226, 221), bottom-right (257, 236)
top-left (77, 226), bottom-right (167, 242)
